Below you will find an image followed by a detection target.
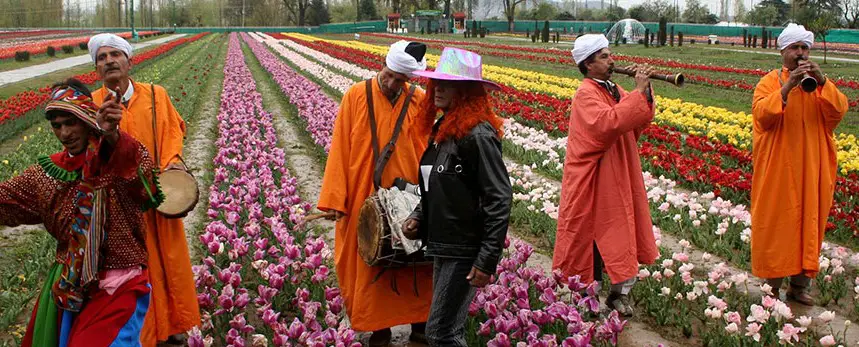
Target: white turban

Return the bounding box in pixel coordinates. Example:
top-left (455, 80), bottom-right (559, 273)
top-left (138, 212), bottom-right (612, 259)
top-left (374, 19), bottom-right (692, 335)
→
top-left (777, 23), bottom-right (814, 51)
top-left (572, 34), bottom-right (609, 65)
top-left (88, 33), bottom-right (134, 63)
top-left (385, 40), bottom-right (427, 77)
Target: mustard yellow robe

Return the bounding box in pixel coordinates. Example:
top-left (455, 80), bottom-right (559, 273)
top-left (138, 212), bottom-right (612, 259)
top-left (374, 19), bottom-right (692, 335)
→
top-left (318, 80), bottom-right (434, 331)
top-left (751, 68), bottom-right (848, 279)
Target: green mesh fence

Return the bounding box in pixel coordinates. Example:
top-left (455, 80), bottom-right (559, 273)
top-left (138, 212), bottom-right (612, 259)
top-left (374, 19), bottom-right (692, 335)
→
top-left (39, 22), bottom-right (859, 44)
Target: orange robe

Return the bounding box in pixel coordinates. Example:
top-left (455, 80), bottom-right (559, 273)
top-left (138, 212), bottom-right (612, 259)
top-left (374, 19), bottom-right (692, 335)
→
top-left (553, 79), bottom-right (659, 284)
top-left (318, 80), bottom-right (434, 332)
top-left (751, 69), bottom-right (847, 279)
top-left (93, 80), bottom-right (201, 345)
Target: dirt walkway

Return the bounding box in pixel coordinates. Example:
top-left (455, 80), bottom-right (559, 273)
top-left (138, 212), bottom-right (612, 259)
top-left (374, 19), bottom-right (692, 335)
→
top-left (179, 62), bottom-right (226, 262)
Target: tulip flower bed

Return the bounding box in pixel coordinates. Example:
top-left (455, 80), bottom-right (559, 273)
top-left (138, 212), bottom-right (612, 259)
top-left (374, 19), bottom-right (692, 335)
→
top-left (371, 37), bottom-right (859, 179)
top-left (277, 37), bottom-right (375, 81)
top-left (0, 30), bottom-right (82, 41)
top-left (295, 34), bottom-right (859, 157)
top-left (0, 31), bottom-right (161, 60)
top-left (252, 33), bottom-right (355, 94)
top-left (359, 35), bottom-right (859, 112)
top-left (237, 31), bottom-right (638, 345)
top-left (464, 240), bottom-right (629, 345)
top-left (134, 34), bottom-right (217, 85)
top-left (0, 32), bottom-right (98, 51)
top-left (634, 238), bottom-right (855, 346)
top-left (281, 34), bottom-right (859, 251)
top-left (364, 33), bottom-right (859, 91)
top-left (0, 32), bottom-right (208, 143)
top-left (187, 33), bottom-right (362, 346)
top-left (241, 33), bottom-right (339, 152)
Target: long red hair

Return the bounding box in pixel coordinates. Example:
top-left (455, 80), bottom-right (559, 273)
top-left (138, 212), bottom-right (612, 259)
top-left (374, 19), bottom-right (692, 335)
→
top-left (418, 79), bottom-right (504, 143)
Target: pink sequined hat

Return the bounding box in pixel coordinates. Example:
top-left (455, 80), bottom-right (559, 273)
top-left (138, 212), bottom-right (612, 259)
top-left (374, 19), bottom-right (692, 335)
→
top-left (413, 47), bottom-right (501, 90)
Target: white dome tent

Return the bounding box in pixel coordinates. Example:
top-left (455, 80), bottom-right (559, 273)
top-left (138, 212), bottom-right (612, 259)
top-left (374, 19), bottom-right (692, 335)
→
top-left (606, 19), bottom-right (648, 44)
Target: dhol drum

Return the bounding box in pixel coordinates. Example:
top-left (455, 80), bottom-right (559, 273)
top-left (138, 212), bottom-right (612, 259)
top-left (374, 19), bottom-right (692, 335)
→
top-left (357, 188), bottom-right (431, 268)
top-left (156, 169), bottom-right (199, 218)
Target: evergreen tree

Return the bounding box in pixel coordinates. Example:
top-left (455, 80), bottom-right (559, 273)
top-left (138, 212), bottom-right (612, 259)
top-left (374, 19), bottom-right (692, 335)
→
top-left (541, 20), bottom-right (550, 42)
top-left (309, 0), bottom-right (330, 25)
top-left (358, 0), bottom-right (378, 20)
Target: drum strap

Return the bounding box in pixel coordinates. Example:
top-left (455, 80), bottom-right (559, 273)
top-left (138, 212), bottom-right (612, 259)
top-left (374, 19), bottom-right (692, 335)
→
top-left (150, 84), bottom-right (160, 170)
top-left (366, 80), bottom-right (417, 190)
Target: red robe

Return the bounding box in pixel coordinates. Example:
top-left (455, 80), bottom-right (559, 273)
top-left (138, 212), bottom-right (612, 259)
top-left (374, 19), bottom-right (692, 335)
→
top-left (553, 79), bottom-right (659, 284)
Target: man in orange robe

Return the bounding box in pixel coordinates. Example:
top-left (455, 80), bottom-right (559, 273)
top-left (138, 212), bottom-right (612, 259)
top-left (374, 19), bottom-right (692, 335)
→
top-left (553, 34), bottom-right (659, 317)
top-left (751, 23), bottom-right (848, 305)
top-left (318, 40), bottom-right (433, 346)
top-left (88, 34), bottom-right (201, 346)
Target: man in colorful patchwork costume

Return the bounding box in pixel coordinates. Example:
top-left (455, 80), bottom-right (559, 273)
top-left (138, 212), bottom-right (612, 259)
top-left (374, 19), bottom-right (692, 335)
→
top-left (0, 78), bottom-right (162, 346)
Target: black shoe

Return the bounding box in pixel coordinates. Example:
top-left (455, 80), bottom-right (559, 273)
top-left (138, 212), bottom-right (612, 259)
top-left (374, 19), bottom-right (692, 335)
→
top-left (410, 322), bottom-right (428, 343)
top-left (787, 286), bottom-right (815, 306)
top-left (164, 334), bottom-right (186, 346)
top-left (606, 293), bottom-right (634, 317)
top-left (369, 328), bottom-right (392, 347)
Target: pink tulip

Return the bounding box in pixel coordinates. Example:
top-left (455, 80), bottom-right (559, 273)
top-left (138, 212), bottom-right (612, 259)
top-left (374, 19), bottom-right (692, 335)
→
top-left (776, 323), bottom-right (801, 345)
top-left (327, 296), bottom-right (343, 315)
top-left (485, 302), bottom-right (499, 319)
top-left (235, 291), bottom-right (250, 309)
top-left (272, 334), bottom-right (288, 346)
top-left (488, 332), bottom-right (511, 347)
top-left (819, 335), bottom-right (836, 346)
top-left (229, 313), bottom-right (248, 330)
top-left (262, 308), bottom-right (281, 326)
top-left (745, 322), bottom-right (761, 342)
top-left (562, 333), bottom-right (591, 347)
top-left (269, 274), bottom-right (284, 289)
top-left (197, 292), bottom-right (214, 309)
top-left (478, 320), bottom-right (493, 335)
top-left (287, 318), bottom-right (306, 339)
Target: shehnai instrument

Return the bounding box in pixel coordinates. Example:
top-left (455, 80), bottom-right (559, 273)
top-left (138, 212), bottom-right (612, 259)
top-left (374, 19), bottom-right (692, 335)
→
top-left (797, 57), bottom-right (818, 92)
top-left (611, 66), bottom-right (685, 87)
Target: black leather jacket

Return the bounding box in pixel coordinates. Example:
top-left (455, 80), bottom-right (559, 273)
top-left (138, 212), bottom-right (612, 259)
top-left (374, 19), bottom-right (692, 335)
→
top-left (410, 121), bottom-right (512, 275)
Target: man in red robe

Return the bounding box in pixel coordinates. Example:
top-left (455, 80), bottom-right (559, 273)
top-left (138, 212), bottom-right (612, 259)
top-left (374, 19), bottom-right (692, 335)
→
top-left (751, 23), bottom-right (848, 305)
top-left (553, 34), bottom-right (659, 317)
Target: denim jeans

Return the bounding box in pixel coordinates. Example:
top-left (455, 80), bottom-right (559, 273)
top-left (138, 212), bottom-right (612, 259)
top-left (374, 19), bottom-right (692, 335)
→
top-left (425, 257), bottom-right (476, 347)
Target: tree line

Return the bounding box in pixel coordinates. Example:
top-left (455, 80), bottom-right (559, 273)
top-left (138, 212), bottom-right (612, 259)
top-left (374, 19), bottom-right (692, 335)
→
top-left (0, 0), bottom-right (855, 29)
